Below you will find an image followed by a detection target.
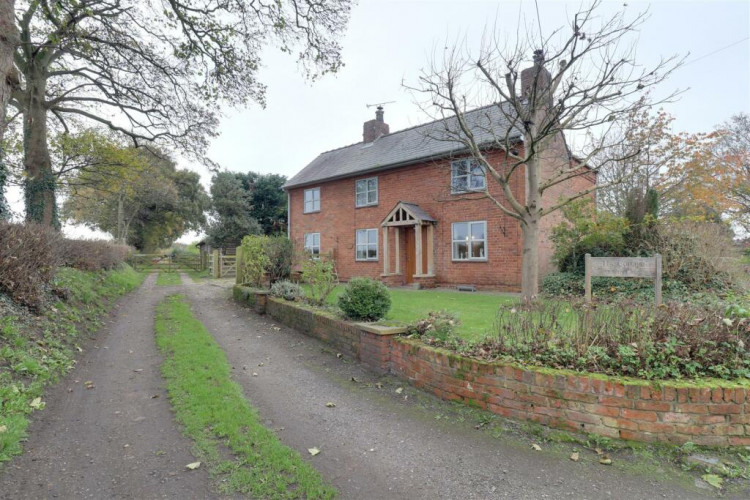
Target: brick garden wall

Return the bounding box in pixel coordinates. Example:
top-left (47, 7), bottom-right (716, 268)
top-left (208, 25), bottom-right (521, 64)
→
top-left (389, 340), bottom-right (750, 447)
top-left (238, 288), bottom-right (749, 446)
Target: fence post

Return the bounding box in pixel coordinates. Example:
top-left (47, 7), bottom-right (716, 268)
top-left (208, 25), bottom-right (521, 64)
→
top-left (235, 246), bottom-right (244, 285)
top-left (654, 253), bottom-right (662, 307)
top-left (584, 253), bottom-right (592, 303)
top-left (212, 250), bottom-right (220, 279)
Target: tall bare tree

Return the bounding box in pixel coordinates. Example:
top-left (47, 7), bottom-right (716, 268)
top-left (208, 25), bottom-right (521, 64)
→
top-left (9, 0), bottom-right (352, 227)
top-left (0, 0), bottom-right (19, 218)
top-left (411, 1), bottom-right (681, 300)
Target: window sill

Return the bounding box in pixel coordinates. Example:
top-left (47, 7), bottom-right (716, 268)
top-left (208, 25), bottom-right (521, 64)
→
top-left (451, 258), bottom-right (488, 263)
top-left (450, 189), bottom-right (486, 196)
top-left (303, 210), bottom-right (321, 214)
top-left (355, 203), bottom-right (378, 209)
top-left (355, 259), bottom-right (379, 262)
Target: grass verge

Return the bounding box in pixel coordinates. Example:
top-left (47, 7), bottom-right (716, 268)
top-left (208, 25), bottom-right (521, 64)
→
top-left (156, 272), bottom-right (182, 286)
top-left (0, 265), bottom-right (144, 464)
top-left (154, 294), bottom-right (336, 499)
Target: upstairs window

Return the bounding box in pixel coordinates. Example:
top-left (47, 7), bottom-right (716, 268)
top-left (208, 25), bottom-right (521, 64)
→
top-left (355, 177), bottom-right (378, 207)
top-left (451, 159), bottom-right (486, 193)
top-left (304, 233), bottom-right (320, 258)
top-left (355, 228), bottom-right (378, 261)
top-left (452, 221), bottom-right (487, 261)
top-left (304, 187), bottom-right (320, 213)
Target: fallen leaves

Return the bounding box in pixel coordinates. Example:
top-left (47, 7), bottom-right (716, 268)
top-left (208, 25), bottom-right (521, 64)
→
top-left (186, 461), bottom-right (201, 470)
top-left (702, 473), bottom-right (723, 490)
top-left (325, 402), bottom-right (336, 408)
top-left (29, 397), bottom-right (44, 409)
top-left (0, 425), bottom-right (7, 433)
top-left (84, 380), bottom-right (95, 390)
top-left (599, 454), bottom-right (613, 465)
top-left (531, 443), bottom-right (542, 451)
top-left (307, 447), bottom-right (321, 456)
top-left (570, 452), bottom-right (579, 462)
top-left (395, 387), bottom-right (403, 395)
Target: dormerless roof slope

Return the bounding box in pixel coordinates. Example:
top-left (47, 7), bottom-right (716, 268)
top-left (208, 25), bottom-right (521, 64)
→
top-left (283, 102), bottom-right (523, 190)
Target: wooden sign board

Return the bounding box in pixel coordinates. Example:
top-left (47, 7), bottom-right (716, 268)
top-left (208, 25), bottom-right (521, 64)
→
top-left (585, 254), bottom-right (662, 305)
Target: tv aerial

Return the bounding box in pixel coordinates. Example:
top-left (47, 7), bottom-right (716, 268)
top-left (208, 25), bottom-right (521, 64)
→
top-left (366, 101), bottom-right (395, 109)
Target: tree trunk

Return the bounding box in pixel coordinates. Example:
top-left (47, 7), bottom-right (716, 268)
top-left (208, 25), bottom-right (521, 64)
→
top-left (117, 191), bottom-right (124, 243)
top-left (23, 70), bottom-right (58, 228)
top-left (520, 215), bottom-right (540, 301)
top-left (0, 0), bottom-right (18, 219)
top-left (0, 0), bottom-right (17, 143)
top-left (521, 133), bottom-right (542, 302)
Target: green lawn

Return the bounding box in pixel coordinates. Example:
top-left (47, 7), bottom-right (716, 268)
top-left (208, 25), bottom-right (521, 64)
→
top-left (309, 285), bottom-right (518, 341)
top-left (155, 295), bottom-right (335, 499)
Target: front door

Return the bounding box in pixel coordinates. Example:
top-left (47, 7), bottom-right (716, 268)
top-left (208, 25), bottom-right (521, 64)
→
top-left (404, 227), bottom-right (415, 284)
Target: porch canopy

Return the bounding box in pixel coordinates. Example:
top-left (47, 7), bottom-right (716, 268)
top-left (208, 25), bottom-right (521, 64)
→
top-left (381, 202), bottom-right (436, 278)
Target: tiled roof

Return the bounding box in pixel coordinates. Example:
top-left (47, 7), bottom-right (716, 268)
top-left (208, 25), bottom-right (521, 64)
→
top-left (283, 102), bottom-right (522, 189)
top-left (401, 202), bottom-right (436, 222)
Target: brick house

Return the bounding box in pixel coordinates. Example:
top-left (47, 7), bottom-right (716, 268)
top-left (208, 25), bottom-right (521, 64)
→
top-left (283, 75), bottom-right (595, 291)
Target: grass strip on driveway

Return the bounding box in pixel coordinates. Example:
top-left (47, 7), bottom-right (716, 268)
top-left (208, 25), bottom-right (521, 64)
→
top-left (155, 295), bottom-right (336, 499)
top-left (156, 272), bottom-right (182, 286)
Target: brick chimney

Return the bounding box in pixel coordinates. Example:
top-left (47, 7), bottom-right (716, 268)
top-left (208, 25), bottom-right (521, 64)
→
top-left (520, 50), bottom-right (553, 109)
top-left (363, 106), bottom-right (389, 143)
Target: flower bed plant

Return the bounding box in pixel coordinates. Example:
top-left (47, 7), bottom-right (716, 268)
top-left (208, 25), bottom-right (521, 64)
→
top-left (409, 300), bottom-right (750, 381)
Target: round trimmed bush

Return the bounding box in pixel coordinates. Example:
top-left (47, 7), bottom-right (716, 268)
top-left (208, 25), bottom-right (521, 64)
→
top-left (337, 277), bottom-right (391, 321)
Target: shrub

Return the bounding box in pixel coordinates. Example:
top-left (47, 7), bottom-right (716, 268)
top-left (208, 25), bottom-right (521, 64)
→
top-left (337, 277), bottom-right (391, 321)
top-left (302, 257), bottom-right (337, 306)
top-left (551, 199), bottom-right (629, 274)
top-left (270, 280), bottom-right (303, 301)
top-left (407, 311), bottom-right (459, 342)
top-left (646, 219), bottom-right (744, 289)
top-left (541, 272), bottom-right (584, 297)
top-left (265, 236), bottom-right (294, 285)
top-left (0, 222), bottom-right (61, 309)
top-left (57, 239), bottom-right (132, 271)
top-left (239, 235), bottom-right (270, 287)
top-left (541, 272), bottom-right (691, 302)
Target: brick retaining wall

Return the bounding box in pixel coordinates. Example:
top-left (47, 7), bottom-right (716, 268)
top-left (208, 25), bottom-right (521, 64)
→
top-left (234, 286), bottom-right (750, 446)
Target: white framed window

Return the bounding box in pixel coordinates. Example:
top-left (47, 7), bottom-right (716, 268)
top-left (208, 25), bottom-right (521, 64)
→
top-left (304, 187), bottom-right (320, 213)
top-left (355, 177), bottom-right (378, 207)
top-left (355, 228), bottom-right (378, 261)
top-left (304, 233), bottom-right (321, 258)
top-left (451, 159), bottom-right (486, 193)
top-left (452, 221), bottom-right (487, 261)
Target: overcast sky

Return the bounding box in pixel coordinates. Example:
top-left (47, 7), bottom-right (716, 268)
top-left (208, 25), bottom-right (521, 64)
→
top-left (9, 0), bottom-right (750, 242)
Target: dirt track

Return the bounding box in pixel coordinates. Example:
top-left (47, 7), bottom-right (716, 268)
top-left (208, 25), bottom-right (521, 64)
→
top-left (0, 274), bottom-right (726, 499)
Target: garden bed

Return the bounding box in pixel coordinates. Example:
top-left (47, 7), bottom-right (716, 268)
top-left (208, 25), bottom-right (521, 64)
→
top-left (234, 285), bottom-right (750, 447)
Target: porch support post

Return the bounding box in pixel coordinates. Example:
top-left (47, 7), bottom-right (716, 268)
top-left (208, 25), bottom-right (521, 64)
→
top-left (415, 223), bottom-right (423, 276)
top-left (395, 227), bottom-right (400, 274)
top-left (382, 226), bottom-right (389, 275)
top-left (427, 223), bottom-right (435, 276)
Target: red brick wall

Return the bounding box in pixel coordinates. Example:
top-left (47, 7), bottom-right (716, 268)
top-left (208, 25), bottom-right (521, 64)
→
top-left (389, 339), bottom-right (749, 446)
top-left (537, 135), bottom-right (597, 277)
top-left (288, 143), bottom-right (594, 290)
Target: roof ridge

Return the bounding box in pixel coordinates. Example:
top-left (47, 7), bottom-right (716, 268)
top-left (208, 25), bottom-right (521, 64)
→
top-left (315, 101), bottom-right (506, 156)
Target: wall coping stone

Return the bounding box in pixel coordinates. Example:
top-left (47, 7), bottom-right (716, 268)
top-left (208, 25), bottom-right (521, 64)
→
top-left (357, 324), bottom-right (408, 336)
